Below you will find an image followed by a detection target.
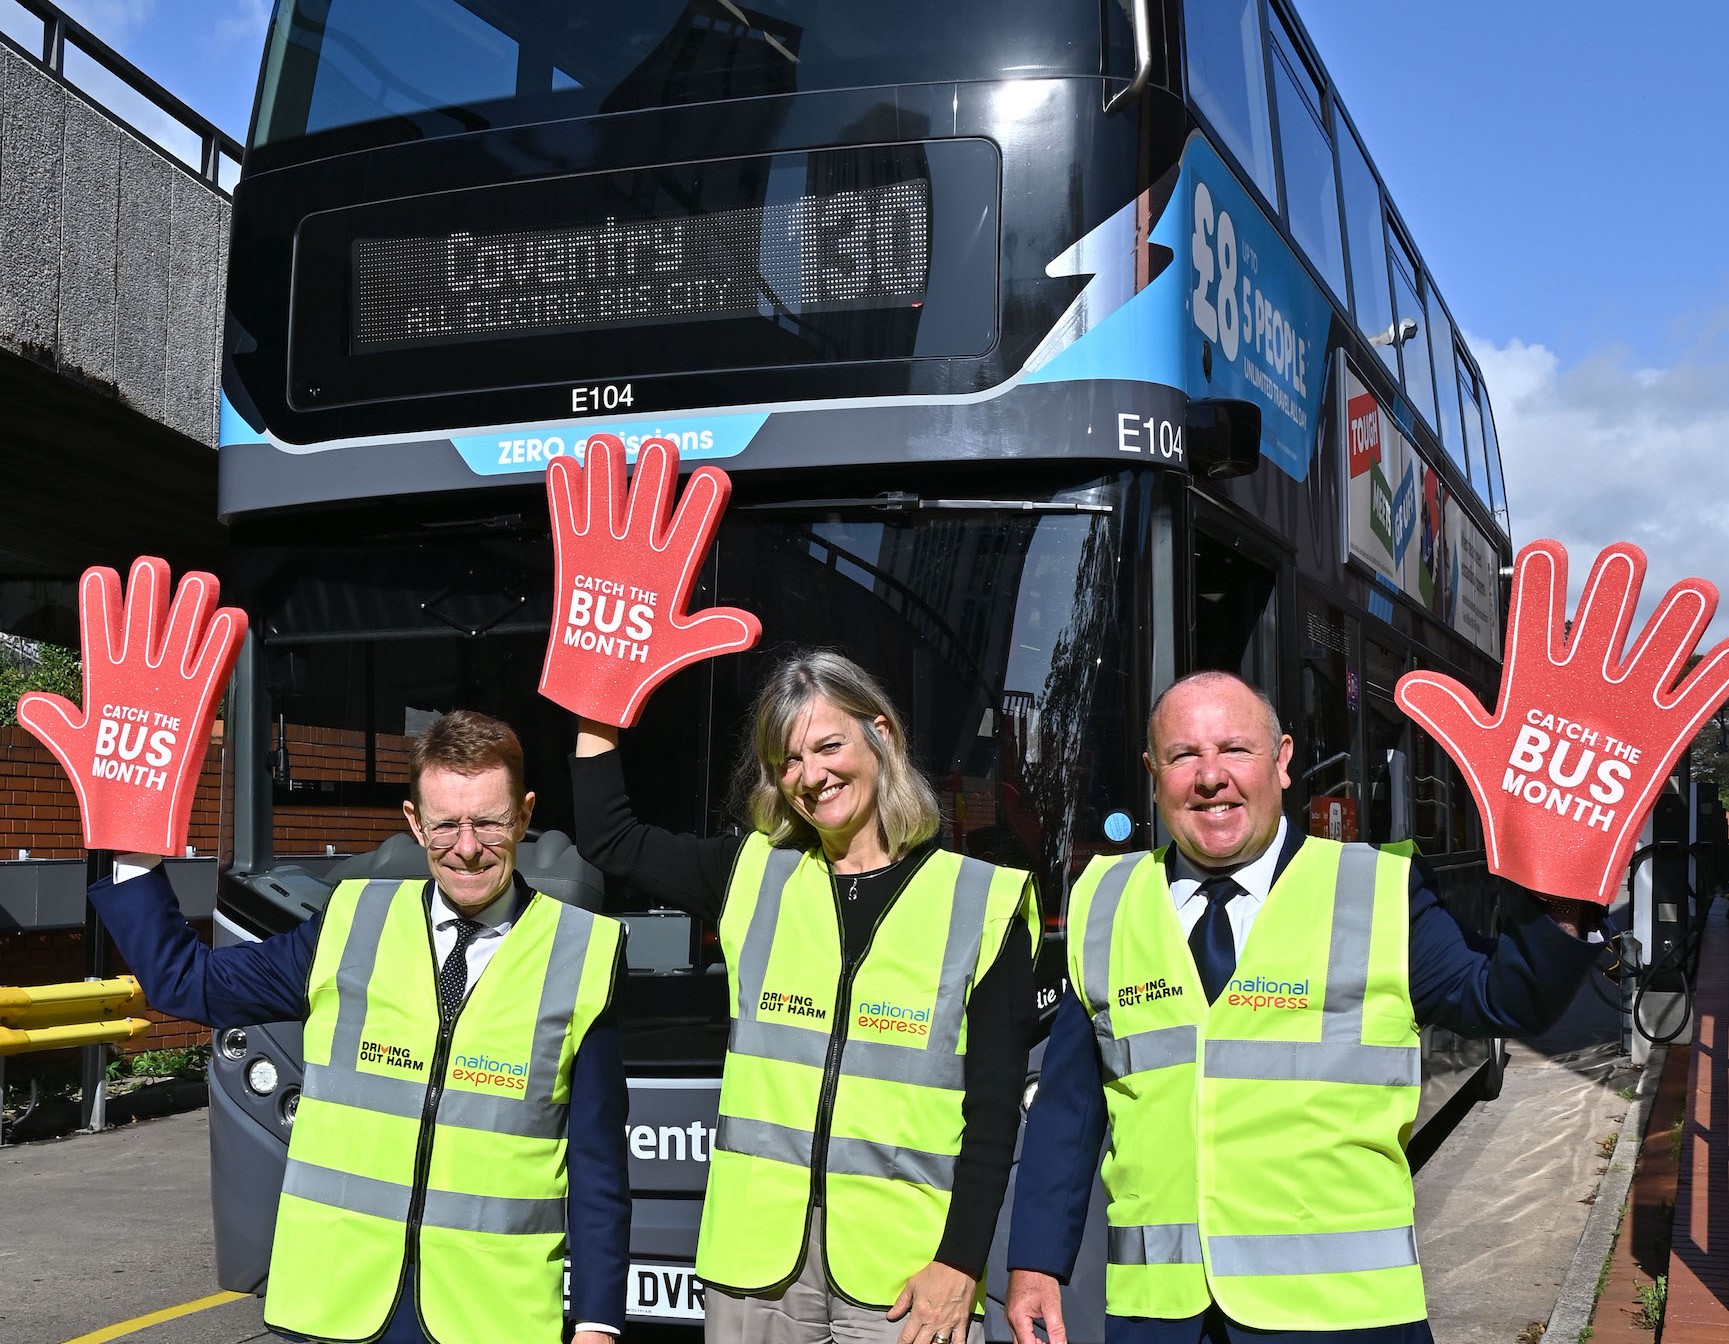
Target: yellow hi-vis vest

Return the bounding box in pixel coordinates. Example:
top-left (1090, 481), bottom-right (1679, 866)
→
top-left (1068, 839), bottom-right (1424, 1330)
top-left (265, 878), bottom-right (622, 1344)
top-left (696, 834), bottom-right (1037, 1308)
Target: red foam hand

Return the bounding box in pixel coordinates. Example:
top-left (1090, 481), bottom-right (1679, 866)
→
top-left (18, 557), bottom-right (247, 856)
top-left (540, 434), bottom-right (760, 726)
top-left (1396, 540), bottom-right (1729, 904)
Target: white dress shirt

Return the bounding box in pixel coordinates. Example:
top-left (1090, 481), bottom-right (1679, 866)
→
top-left (429, 880), bottom-right (518, 990)
top-left (1166, 815), bottom-right (1287, 955)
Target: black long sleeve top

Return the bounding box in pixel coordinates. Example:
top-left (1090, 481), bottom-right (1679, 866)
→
top-left (569, 749), bottom-right (1036, 1280)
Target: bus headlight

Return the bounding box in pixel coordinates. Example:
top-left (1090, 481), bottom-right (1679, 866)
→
top-left (246, 1058), bottom-right (280, 1096)
top-left (219, 1028), bottom-right (248, 1061)
top-left (1021, 1078), bottom-right (1040, 1115)
top-left (280, 1089), bottom-right (299, 1125)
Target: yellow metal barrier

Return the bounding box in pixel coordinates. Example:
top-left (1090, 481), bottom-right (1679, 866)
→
top-left (0, 977), bottom-right (152, 1056)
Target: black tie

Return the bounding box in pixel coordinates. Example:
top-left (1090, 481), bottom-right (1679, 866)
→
top-left (438, 917), bottom-right (486, 1019)
top-left (1188, 875), bottom-right (1242, 1004)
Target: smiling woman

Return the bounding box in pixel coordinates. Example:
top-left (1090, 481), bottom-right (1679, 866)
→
top-left (570, 648), bottom-right (1039, 1344)
top-left (739, 653), bottom-right (940, 871)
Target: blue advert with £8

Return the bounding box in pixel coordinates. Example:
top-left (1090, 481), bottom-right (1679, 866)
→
top-left (1182, 135), bottom-right (1331, 482)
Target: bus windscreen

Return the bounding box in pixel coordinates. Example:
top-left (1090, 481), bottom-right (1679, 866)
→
top-left (253, 0), bottom-right (1105, 152)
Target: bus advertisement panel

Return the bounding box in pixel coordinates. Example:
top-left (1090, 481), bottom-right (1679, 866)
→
top-left (1342, 362), bottom-right (1502, 659)
top-left (1178, 136), bottom-right (1331, 483)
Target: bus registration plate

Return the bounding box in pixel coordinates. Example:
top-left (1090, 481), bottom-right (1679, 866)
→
top-left (630, 1262), bottom-right (707, 1321)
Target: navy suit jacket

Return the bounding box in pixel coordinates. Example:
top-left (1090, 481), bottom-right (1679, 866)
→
top-left (1006, 827), bottom-right (1600, 1344)
top-left (89, 865), bottom-right (630, 1340)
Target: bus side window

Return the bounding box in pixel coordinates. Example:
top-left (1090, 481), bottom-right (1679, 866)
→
top-left (1182, 0), bottom-right (1279, 207)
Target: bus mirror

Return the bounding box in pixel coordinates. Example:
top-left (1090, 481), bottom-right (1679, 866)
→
top-left (1185, 398), bottom-right (1261, 479)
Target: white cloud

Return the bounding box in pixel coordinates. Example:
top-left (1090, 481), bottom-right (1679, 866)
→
top-left (1474, 333), bottom-right (1729, 652)
top-left (213, 0), bottom-right (270, 51)
top-left (58, 0), bottom-right (156, 43)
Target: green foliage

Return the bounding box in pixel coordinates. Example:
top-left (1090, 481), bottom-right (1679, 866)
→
top-left (0, 639), bottom-right (81, 727)
top-left (109, 1044), bottom-right (210, 1080)
top-left (1684, 672), bottom-right (1729, 805)
top-left (1633, 1273), bottom-right (1666, 1330)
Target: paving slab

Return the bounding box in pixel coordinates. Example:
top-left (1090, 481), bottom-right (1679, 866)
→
top-left (1415, 972), bottom-right (1637, 1343)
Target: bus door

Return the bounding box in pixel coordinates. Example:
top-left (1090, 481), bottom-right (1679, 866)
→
top-left (1296, 590), bottom-right (1361, 841)
top-left (1363, 634), bottom-right (1412, 844)
top-left (1189, 522), bottom-right (1284, 698)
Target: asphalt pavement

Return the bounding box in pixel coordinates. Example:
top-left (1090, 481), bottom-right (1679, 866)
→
top-left (0, 1110), bottom-right (267, 1344)
top-left (0, 969), bottom-right (1638, 1344)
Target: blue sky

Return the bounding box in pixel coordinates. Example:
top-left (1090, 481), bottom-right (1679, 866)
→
top-left (54, 0), bottom-right (1729, 642)
top-left (1292, 1), bottom-right (1729, 644)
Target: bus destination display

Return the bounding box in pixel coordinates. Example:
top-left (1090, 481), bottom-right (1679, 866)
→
top-left (353, 179), bottom-right (930, 351)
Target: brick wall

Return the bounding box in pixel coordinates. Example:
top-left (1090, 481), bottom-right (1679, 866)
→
top-left (0, 920), bottom-right (211, 1061)
top-left (1, 721), bottom-right (416, 1054)
top-left (0, 721), bottom-right (413, 859)
top-left (273, 722), bottom-right (410, 857)
top-left (0, 722), bottom-right (226, 860)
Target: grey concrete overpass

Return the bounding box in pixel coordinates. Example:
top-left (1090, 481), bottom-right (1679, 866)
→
top-left (0, 4), bottom-right (237, 645)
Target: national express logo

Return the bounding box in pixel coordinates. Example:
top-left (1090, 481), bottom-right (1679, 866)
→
top-left (450, 1052), bottom-right (530, 1092)
top-left (1225, 975), bottom-right (1311, 1011)
top-left (1116, 977), bottom-right (1184, 1008)
top-left (758, 990), bottom-right (826, 1021)
top-left (855, 998), bottom-right (931, 1036)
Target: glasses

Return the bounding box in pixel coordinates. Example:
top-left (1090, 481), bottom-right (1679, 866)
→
top-left (418, 816), bottom-right (516, 849)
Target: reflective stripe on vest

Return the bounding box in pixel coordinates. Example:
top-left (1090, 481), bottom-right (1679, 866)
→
top-left (1108, 1223), bottom-right (1204, 1266)
top-left (714, 1114), bottom-right (959, 1191)
top-left (1071, 840), bottom-right (1423, 1329)
top-left (264, 878), bottom-right (616, 1344)
top-left (696, 835), bottom-right (1034, 1308)
top-left (281, 1159), bottom-right (566, 1235)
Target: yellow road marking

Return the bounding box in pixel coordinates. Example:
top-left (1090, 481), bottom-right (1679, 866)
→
top-left (60, 1290), bottom-right (249, 1343)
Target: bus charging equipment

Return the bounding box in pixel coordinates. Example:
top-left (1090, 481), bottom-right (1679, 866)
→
top-left (1617, 755), bottom-right (1728, 1063)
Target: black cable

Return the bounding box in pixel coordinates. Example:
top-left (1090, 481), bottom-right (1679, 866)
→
top-left (1629, 884), bottom-right (1720, 1045)
top-left (1585, 935), bottom-right (1628, 1011)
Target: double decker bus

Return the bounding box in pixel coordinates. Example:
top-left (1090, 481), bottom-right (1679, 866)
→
top-left (209, 0), bottom-right (1516, 1333)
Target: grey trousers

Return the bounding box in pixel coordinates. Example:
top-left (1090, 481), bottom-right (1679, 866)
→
top-left (703, 1222), bottom-right (985, 1344)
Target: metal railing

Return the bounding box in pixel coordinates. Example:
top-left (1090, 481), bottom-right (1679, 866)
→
top-left (0, 0), bottom-right (244, 195)
top-left (0, 975), bottom-right (151, 1144)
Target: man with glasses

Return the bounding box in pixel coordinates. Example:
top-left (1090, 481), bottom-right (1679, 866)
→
top-left (88, 710), bottom-right (629, 1344)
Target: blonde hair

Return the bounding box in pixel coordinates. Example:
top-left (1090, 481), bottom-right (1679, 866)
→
top-left (733, 650), bottom-right (941, 857)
